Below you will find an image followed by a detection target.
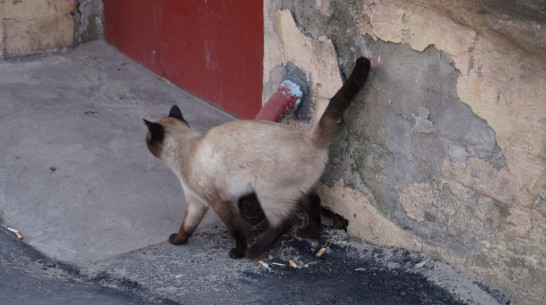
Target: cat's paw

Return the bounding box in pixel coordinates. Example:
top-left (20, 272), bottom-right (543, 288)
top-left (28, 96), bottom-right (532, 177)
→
top-left (228, 247), bottom-right (246, 259)
top-left (168, 233), bottom-right (188, 245)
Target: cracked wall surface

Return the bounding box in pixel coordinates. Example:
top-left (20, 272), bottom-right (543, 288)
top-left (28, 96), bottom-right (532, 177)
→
top-left (73, 0), bottom-right (104, 45)
top-left (264, 1), bottom-right (546, 304)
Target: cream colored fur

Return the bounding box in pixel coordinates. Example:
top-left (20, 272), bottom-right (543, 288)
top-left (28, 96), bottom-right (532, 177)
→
top-left (155, 118), bottom-right (328, 228)
top-left (145, 57), bottom-right (370, 258)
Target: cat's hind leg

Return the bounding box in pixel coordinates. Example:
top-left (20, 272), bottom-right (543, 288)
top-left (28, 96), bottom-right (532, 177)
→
top-left (245, 218), bottom-right (291, 259)
top-left (245, 194), bottom-right (294, 259)
top-left (297, 191), bottom-right (321, 238)
top-left (209, 200), bottom-right (247, 259)
top-left (169, 197), bottom-right (208, 245)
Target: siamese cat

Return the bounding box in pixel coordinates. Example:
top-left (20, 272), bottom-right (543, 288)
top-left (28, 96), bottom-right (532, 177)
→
top-left (144, 57), bottom-right (370, 259)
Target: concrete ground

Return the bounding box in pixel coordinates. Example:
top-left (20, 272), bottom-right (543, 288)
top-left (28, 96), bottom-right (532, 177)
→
top-left (0, 40), bottom-right (234, 265)
top-left (0, 40), bottom-right (513, 304)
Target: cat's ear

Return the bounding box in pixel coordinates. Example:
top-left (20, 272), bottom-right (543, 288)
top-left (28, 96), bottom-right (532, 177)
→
top-left (168, 105), bottom-right (189, 126)
top-left (143, 119), bottom-right (165, 143)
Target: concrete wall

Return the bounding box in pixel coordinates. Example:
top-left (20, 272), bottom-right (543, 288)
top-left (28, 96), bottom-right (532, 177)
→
top-left (0, 0), bottom-right (103, 58)
top-left (264, 1), bottom-right (545, 304)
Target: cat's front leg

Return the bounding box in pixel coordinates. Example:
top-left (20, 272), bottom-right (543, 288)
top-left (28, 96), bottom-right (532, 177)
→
top-left (169, 197), bottom-right (209, 245)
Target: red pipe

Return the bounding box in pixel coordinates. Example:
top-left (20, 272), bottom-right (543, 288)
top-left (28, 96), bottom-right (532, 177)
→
top-left (255, 80), bottom-right (302, 122)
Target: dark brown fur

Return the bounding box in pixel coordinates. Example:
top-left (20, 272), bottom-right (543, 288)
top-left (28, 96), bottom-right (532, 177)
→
top-left (312, 57), bottom-right (371, 148)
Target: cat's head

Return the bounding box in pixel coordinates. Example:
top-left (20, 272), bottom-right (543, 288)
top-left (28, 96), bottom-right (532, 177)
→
top-left (143, 105), bottom-right (190, 159)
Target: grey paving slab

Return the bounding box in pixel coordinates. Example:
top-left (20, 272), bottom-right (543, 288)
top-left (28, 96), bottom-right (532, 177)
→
top-left (0, 40), bottom-right (234, 265)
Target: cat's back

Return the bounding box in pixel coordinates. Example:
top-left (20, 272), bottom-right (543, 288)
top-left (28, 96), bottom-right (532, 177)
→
top-left (199, 119), bottom-right (326, 169)
top-left (206, 119), bottom-right (312, 148)
top-left (192, 119), bottom-right (327, 198)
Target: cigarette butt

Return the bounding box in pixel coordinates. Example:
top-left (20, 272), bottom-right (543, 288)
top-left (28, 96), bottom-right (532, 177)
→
top-left (289, 260), bottom-right (298, 268)
top-left (258, 260), bottom-right (271, 270)
top-left (271, 262), bottom-right (286, 267)
top-left (316, 247), bottom-right (326, 257)
top-left (377, 55), bottom-right (382, 64)
top-left (7, 228), bottom-right (23, 240)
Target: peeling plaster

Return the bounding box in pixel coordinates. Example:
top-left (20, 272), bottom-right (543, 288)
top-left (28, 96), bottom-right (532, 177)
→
top-left (359, 0), bottom-right (546, 205)
top-left (264, 1), bottom-right (545, 303)
top-left (317, 180), bottom-right (421, 251)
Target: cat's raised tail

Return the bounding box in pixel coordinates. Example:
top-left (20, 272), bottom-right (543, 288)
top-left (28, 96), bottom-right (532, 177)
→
top-left (312, 57), bottom-right (371, 149)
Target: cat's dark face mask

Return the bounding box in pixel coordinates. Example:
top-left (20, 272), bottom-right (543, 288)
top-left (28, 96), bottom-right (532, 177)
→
top-left (143, 105), bottom-right (189, 158)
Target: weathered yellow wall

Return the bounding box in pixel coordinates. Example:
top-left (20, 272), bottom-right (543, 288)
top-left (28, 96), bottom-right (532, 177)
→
top-left (264, 1), bottom-right (546, 304)
top-left (0, 0), bottom-right (76, 58)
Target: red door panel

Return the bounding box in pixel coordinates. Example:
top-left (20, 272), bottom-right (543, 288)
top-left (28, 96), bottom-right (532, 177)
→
top-left (104, 0), bottom-right (162, 75)
top-left (104, 0), bottom-right (263, 119)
